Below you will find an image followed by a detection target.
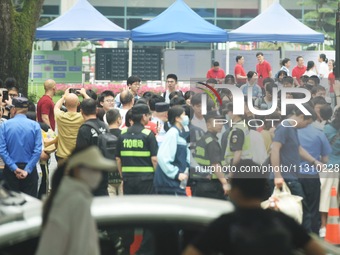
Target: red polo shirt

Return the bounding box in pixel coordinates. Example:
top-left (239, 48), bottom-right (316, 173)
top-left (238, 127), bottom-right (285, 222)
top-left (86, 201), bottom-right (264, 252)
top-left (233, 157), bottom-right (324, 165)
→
top-left (206, 68), bottom-right (226, 79)
top-left (234, 63), bottom-right (247, 85)
top-left (256, 60), bottom-right (272, 87)
top-left (37, 95), bottom-right (55, 130)
top-left (292, 65), bottom-right (307, 86)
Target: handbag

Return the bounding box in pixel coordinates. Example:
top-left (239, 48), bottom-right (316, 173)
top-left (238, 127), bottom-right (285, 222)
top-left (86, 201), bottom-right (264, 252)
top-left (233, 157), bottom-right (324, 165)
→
top-left (261, 182), bottom-right (303, 224)
top-left (42, 129), bottom-right (58, 154)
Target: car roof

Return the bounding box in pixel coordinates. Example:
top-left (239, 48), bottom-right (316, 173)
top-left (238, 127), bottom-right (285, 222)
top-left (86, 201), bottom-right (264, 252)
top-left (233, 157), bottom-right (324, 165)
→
top-left (92, 195), bottom-right (234, 225)
top-left (0, 195), bottom-right (233, 247)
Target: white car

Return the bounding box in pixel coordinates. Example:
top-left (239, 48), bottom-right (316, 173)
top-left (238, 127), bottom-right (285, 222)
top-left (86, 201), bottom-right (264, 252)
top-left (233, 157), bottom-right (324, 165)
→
top-left (0, 191), bottom-right (233, 255)
top-left (0, 191), bottom-right (339, 255)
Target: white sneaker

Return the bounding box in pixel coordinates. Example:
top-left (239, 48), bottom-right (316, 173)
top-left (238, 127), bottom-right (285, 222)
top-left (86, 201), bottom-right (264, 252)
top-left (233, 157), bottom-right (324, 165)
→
top-left (319, 227), bottom-right (326, 238)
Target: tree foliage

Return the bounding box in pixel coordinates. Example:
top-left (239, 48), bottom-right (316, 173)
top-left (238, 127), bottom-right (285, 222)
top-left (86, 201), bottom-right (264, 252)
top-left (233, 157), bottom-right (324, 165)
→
top-left (0, 0), bottom-right (44, 96)
top-left (298, 0), bottom-right (339, 44)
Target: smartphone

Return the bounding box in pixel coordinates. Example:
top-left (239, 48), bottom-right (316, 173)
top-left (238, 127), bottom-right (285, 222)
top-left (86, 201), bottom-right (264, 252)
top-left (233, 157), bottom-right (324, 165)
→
top-left (2, 90), bottom-right (8, 103)
top-left (69, 88), bottom-right (80, 94)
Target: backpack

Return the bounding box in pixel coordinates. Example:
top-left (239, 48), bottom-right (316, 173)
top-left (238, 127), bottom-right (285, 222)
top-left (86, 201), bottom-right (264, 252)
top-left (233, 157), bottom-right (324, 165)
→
top-left (84, 122), bottom-right (118, 160)
top-left (84, 122), bottom-right (120, 183)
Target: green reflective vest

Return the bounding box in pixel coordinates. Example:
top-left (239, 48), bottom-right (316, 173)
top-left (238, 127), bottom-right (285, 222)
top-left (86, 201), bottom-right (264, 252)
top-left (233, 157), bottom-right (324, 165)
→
top-left (224, 124), bottom-right (252, 165)
top-left (193, 133), bottom-right (219, 179)
top-left (120, 128), bottom-right (154, 173)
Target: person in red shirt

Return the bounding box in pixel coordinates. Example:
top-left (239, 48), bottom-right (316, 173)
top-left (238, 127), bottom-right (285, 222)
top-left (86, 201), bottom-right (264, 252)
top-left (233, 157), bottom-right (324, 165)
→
top-left (37, 79), bottom-right (56, 130)
top-left (292, 56), bottom-right (307, 87)
top-left (328, 59), bottom-right (336, 108)
top-left (234, 55), bottom-right (247, 86)
top-left (256, 52), bottom-right (272, 88)
top-left (206, 61), bottom-right (225, 83)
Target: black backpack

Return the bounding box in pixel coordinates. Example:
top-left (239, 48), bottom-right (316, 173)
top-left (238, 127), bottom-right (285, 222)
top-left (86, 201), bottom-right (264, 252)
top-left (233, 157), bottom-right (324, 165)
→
top-left (84, 122), bottom-right (120, 184)
top-left (84, 122), bottom-right (118, 160)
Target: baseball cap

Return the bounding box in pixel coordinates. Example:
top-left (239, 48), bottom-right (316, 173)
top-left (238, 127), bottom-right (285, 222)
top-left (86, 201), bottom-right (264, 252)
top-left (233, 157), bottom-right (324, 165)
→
top-left (12, 97), bottom-right (29, 108)
top-left (132, 104), bottom-right (151, 115)
top-left (66, 146), bottom-right (117, 172)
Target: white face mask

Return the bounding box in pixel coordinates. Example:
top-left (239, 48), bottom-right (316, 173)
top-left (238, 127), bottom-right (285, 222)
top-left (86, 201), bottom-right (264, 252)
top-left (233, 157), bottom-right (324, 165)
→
top-left (78, 168), bottom-right (102, 190)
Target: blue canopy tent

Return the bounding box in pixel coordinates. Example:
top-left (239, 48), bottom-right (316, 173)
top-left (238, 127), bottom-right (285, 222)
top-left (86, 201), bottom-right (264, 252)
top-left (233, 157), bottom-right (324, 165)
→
top-left (35, 0), bottom-right (130, 41)
top-left (228, 2), bottom-right (324, 43)
top-left (131, 0), bottom-right (228, 42)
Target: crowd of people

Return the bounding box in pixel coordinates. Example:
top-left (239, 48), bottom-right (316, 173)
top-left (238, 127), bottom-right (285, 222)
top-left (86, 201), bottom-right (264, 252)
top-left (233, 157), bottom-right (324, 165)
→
top-left (0, 50), bottom-right (338, 254)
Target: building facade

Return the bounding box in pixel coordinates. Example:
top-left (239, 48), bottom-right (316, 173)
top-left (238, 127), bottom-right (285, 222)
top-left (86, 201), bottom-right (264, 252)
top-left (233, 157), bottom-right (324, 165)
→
top-left (40, 0), bottom-right (313, 32)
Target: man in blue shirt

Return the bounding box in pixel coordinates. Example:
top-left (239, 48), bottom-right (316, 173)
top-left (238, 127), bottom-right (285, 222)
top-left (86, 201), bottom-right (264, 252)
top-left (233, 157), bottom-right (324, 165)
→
top-left (298, 123), bottom-right (332, 235)
top-left (271, 104), bottom-right (323, 231)
top-left (0, 97), bottom-right (42, 197)
top-left (240, 71), bottom-right (262, 100)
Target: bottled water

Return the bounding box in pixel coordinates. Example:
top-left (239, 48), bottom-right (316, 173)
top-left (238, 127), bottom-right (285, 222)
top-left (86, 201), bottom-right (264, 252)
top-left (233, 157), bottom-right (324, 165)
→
top-left (179, 168), bottom-right (189, 189)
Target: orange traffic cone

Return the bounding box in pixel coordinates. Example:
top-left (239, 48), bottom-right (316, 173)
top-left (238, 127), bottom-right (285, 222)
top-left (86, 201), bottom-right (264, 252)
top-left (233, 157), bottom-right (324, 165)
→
top-left (325, 187), bottom-right (340, 244)
top-left (186, 186), bottom-right (192, 197)
top-left (130, 229), bottom-right (143, 254)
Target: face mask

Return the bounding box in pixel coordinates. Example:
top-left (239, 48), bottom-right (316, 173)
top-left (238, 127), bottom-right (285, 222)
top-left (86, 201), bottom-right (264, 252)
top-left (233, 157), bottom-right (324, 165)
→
top-left (181, 115), bottom-right (189, 127)
top-left (78, 168), bottom-right (102, 190)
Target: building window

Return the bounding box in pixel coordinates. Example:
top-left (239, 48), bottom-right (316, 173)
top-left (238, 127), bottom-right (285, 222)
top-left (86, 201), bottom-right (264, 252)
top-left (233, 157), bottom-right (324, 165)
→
top-left (95, 6), bottom-right (125, 16)
top-left (127, 7), bottom-right (166, 17)
top-left (42, 5), bottom-right (59, 15)
top-left (192, 8), bottom-right (214, 18)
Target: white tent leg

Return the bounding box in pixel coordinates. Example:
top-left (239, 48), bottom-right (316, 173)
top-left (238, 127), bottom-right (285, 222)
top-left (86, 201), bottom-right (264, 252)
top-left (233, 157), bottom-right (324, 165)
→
top-left (226, 42), bottom-right (230, 75)
top-left (128, 40), bottom-right (133, 77)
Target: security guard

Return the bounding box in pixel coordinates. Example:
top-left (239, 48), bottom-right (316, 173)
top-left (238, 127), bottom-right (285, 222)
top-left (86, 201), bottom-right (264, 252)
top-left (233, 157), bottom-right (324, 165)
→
top-left (224, 103), bottom-right (252, 166)
top-left (116, 103), bottom-right (158, 195)
top-left (116, 103), bottom-right (158, 254)
top-left (193, 111), bottom-right (228, 200)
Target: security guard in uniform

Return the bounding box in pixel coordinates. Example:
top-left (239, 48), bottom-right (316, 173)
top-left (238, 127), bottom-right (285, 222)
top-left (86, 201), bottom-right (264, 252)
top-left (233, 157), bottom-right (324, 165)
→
top-left (192, 111), bottom-right (229, 200)
top-left (116, 103), bottom-right (158, 255)
top-left (224, 103), bottom-right (252, 166)
top-left (116, 103), bottom-right (158, 195)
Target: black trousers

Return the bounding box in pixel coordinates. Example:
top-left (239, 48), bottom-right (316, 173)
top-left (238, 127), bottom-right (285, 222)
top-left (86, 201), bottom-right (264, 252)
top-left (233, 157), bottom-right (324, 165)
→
top-left (4, 163), bottom-right (38, 198)
top-left (123, 175), bottom-right (154, 195)
top-left (192, 180), bottom-right (226, 200)
top-left (38, 163), bottom-right (49, 199)
top-left (121, 175), bottom-right (154, 255)
top-left (299, 176), bottom-right (321, 235)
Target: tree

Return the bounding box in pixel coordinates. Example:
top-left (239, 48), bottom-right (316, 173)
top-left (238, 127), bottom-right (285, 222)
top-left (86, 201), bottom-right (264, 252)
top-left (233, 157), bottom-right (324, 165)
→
top-left (298, 0), bottom-right (339, 46)
top-left (0, 0), bottom-right (44, 96)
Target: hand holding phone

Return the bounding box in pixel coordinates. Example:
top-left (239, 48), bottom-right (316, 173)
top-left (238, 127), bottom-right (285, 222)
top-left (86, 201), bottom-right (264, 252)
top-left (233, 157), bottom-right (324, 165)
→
top-left (2, 90), bottom-right (8, 103)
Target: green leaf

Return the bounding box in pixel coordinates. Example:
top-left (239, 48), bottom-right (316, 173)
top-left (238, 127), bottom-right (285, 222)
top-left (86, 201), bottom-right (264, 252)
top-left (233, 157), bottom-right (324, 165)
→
top-left (304, 11), bottom-right (319, 19)
top-left (318, 7), bottom-right (336, 14)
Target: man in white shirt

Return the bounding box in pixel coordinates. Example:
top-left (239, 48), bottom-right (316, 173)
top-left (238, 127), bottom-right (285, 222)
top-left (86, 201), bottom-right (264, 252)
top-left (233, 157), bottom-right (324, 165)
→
top-left (190, 93), bottom-right (207, 132)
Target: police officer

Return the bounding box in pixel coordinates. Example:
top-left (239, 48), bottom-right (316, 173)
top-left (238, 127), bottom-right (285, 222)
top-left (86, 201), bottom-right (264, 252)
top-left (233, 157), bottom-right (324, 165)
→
top-left (115, 103), bottom-right (158, 254)
top-left (224, 103), bottom-right (252, 166)
top-left (193, 111), bottom-right (228, 200)
top-left (116, 103), bottom-right (158, 195)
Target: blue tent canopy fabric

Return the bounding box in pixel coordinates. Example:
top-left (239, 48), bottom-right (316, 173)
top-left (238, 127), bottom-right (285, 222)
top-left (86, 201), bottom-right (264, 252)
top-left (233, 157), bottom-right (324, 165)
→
top-left (228, 2), bottom-right (324, 43)
top-left (131, 0), bottom-right (228, 42)
top-left (35, 0), bottom-right (130, 41)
